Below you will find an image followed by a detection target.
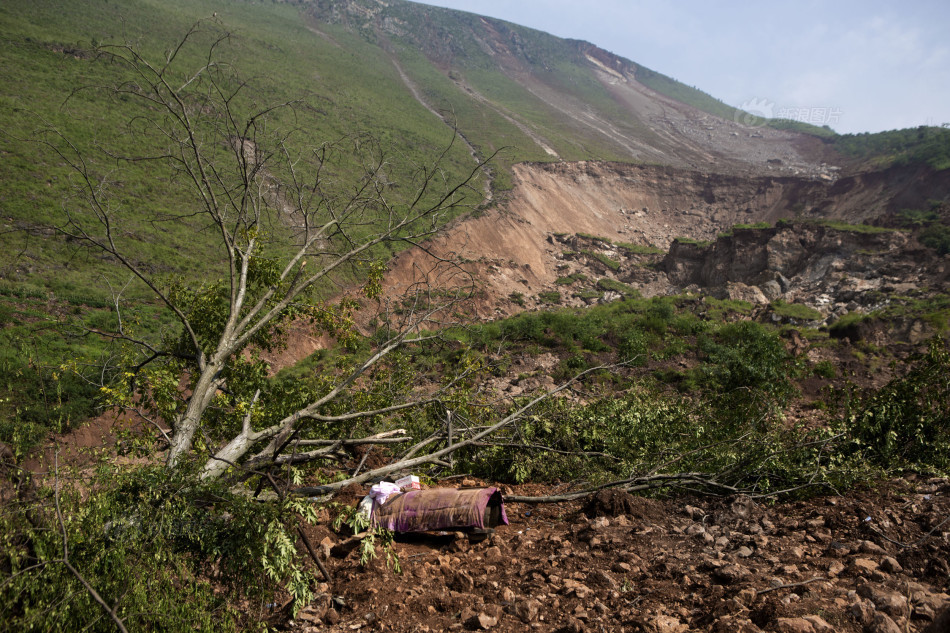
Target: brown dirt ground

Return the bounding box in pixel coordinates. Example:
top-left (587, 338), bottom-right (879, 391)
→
top-left (286, 477), bottom-right (950, 633)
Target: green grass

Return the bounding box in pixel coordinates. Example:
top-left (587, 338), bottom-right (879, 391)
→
top-left (776, 218), bottom-right (897, 235)
top-left (555, 272), bottom-right (587, 285)
top-left (771, 300), bottom-right (823, 321)
top-left (616, 242), bottom-right (664, 255)
top-left (596, 278), bottom-right (636, 297)
top-left (580, 250), bottom-right (622, 271)
top-left (672, 237), bottom-right (712, 247)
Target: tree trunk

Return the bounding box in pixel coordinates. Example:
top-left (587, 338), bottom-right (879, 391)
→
top-left (166, 361), bottom-right (222, 468)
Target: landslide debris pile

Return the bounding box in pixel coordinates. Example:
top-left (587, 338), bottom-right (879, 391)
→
top-left (290, 478), bottom-right (950, 633)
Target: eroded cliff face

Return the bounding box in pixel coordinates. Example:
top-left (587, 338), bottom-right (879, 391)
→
top-left (381, 161), bottom-right (950, 320)
top-left (663, 225), bottom-right (948, 321)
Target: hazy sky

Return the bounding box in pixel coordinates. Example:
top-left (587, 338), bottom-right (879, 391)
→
top-left (417, 0), bottom-right (950, 134)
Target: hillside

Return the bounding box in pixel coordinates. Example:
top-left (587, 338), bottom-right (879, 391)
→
top-left (1, 1), bottom-right (950, 631)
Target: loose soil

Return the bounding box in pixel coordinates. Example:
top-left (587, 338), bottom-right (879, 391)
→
top-left (288, 477), bottom-right (950, 633)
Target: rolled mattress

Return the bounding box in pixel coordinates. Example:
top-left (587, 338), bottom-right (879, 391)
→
top-left (373, 487), bottom-right (509, 533)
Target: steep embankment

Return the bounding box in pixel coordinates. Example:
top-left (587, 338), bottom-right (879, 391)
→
top-left (382, 161), bottom-right (950, 319)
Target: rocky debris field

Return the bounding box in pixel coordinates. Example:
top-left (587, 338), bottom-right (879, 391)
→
top-left (287, 477), bottom-right (950, 633)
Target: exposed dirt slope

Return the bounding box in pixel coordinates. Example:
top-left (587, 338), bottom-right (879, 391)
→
top-left (382, 162), bottom-right (950, 319)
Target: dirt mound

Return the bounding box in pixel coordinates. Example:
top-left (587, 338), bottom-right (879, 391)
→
top-left (582, 489), bottom-right (664, 522)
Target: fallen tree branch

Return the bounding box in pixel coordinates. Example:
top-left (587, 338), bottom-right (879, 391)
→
top-left (291, 364), bottom-right (607, 496)
top-left (505, 473), bottom-right (739, 504)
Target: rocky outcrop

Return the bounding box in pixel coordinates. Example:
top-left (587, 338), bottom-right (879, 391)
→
top-left (662, 223), bottom-right (947, 321)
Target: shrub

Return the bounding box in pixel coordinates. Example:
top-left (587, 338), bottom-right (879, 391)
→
top-left (848, 338), bottom-right (950, 472)
top-left (698, 321), bottom-right (797, 419)
top-left (919, 223), bottom-right (950, 255)
top-left (0, 464), bottom-right (323, 631)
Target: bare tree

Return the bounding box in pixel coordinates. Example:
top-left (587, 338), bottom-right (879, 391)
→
top-left (44, 20), bottom-right (492, 479)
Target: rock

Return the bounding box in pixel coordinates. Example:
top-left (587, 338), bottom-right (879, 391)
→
top-left (465, 612), bottom-right (497, 630)
top-left (880, 556), bottom-right (903, 574)
top-left (500, 587), bottom-right (516, 603)
top-left (851, 558), bottom-right (879, 574)
top-left (653, 614), bottom-right (687, 633)
top-left (857, 584), bottom-right (908, 618)
top-left (736, 546), bottom-right (754, 558)
top-left (802, 615), bottom-right (835, 632)
top-left (587, 569), bottom-right (618, 590)
top-left (725, 281), bottom-right (768, 305)
top-left (923, 605), bottom-right (950, 633)
top-left (859, 540), bottom-right (887, 555)
top-left (867, 613), bottom-right (903, 633)
top-left (827, 561), bottom-right (845, 577)
top-left (851, 599), bottom-right (875, 626)
top-left (774, 617), bottom-right (816, 633)
top-left (712, 564), bottom-right (747, 585)
top-left (514, 599), bottom-right (541, 623)
top-left (324, 608), bottom-right (340, 625)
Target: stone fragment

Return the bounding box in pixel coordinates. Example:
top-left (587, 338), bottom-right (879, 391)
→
top-left (802, 615), bottom-right (835, 632)
top-left (588, 569), bottom-right (618, 590)
top-left (880, 556), bottom-right (903, 574)
top-left (851, 558), bottom-right (879, 574)
top-left (514, 599), bottom-right (541, 623)
top-left (923, 605), bottom-right (950, 633)
top-left (464, 612), bottom-right (497, 630)
top-left (653, 614), bottom-right (687, 633)
top-left (859, 540), bottom-right (887, 555)
top-left (867, 613), bottom-right (903, 633)
top-left (736, 546), bottom-right (754, 558)
top-left (774, 617), bottom-right (815, 633)
top-left (713, 564), bottom-right (749, 585)
top-left (857, 584), bottom-right (908, 618)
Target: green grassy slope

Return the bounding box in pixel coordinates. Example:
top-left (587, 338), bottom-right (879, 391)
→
top-left (0, 0), bottom-right (485, 444)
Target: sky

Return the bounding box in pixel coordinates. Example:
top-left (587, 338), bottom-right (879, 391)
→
top-left (417, 0), bottom-right (950, 135)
